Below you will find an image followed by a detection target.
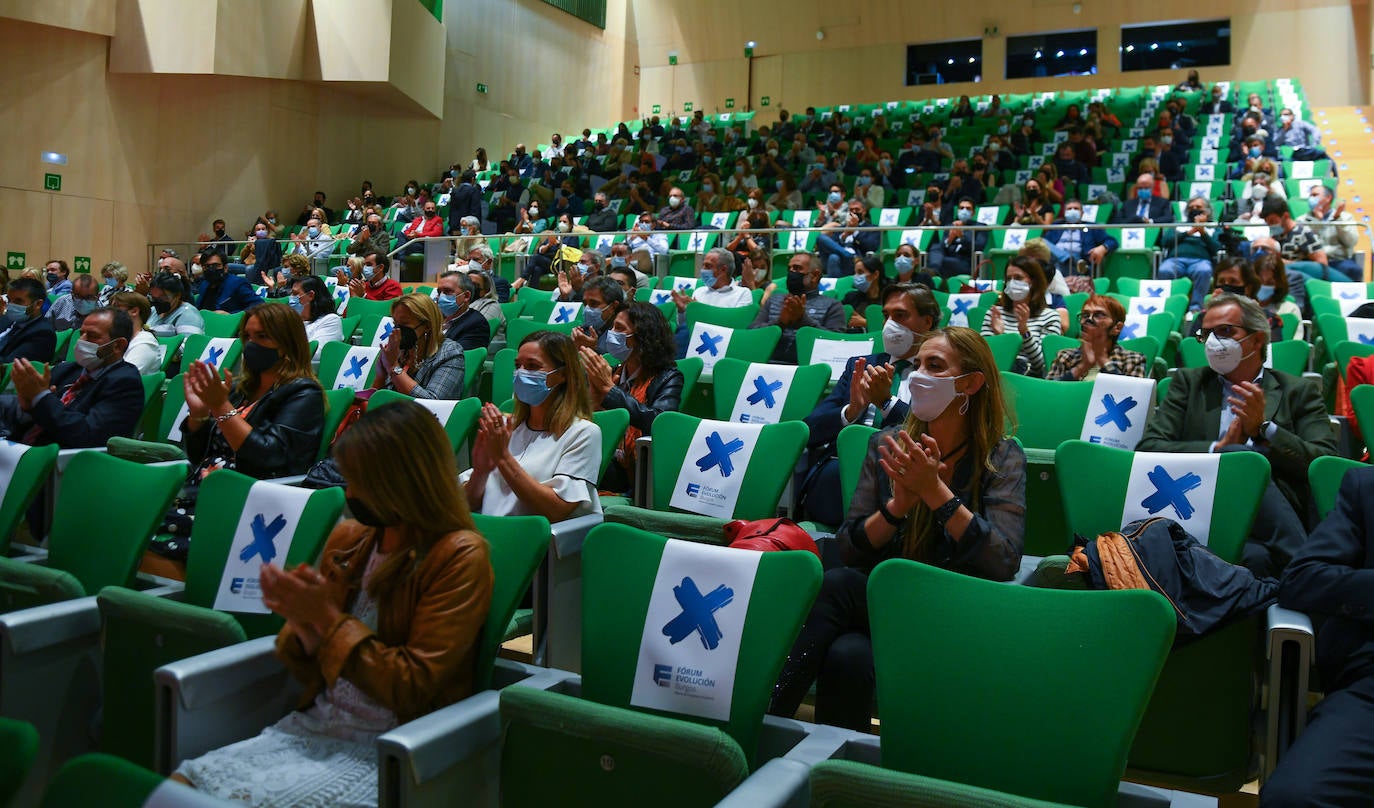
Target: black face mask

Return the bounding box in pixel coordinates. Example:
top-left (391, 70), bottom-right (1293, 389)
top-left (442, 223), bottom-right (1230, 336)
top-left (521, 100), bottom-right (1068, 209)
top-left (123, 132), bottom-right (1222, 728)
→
top-left (151, 298), bottom-right (172, 315)
top-left (786, 271), bottom-right (808, 296)
top-left (398, 325), bottom-right (420, 351)
top-left (213, 228), bottom-right (225, 237)
top-left (347, 496), bottom-right (391, 528)
top-left (203, 267), bottom-right (226, 283)
top-left (1218, 284), bottom-right (1248, 297)
top-left (241, 341), bottom-right (279, 373)
top-left (1025, 189), bottom-right (1040, 200)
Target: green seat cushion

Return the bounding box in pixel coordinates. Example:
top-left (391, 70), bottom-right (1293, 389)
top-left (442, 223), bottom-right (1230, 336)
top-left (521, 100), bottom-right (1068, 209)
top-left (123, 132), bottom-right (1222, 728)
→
top-left (0, 560), bottom-right (85, 613)
top-left (104, 437), bottom-right (188, 464)
top-left (499, 686), bottom-right (748, 807)
top-left (811, 759), bottom-right (1075, 808)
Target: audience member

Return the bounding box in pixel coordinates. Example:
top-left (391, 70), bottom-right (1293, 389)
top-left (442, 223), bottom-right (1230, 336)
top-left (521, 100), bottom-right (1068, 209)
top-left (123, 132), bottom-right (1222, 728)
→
top-left (1252, 252), bottom-right (1302, 328)
top-left (174, 400), bottom-right (493, 804)
top-left (817, 201), bottom-right (879, 278)
top-left (1299, 186), bottom-right (1362, 281)
top-left (1046, 294), bottom-right (1147, 380)
top-left (98, 262), bottom-right (130, 306)
top-left (1159, 197), bottom-right (1224, 310)
top-left (927, 198), bottom-right (987, 278)
top-left (108, 291), bottom-right (163, 375)
top-left (194, 250), bottom-right (260, 314)
top-left (44, 260), bottom-right (72, 297)
top-left (1043, 198), bottom-right (1118, 277)
top-left (0, 308), bottom-right (143, 448)
top-left (47, 273), bottom-right (100, 331)
top-left (371, 293), bottom-right (465, 400)
top-left (771, 327), bottom-right (1024, 730)
top-left (749, 253), bottom-right (845, 364)
top-left (573, 277), bottom-right (627, 354)
top-left (145, 273), bottom-right (205, 337)
top-left (462, 331), bottom-right (602, 521)
top-left (981, 256), bottom-right (1062, 377)
top-left (447, 171), bottom-right (483, 235)
top-left (348, 250), bottom-right (403, 301)
top-left (842, 254), bottom-right (887, 331)
top-left (1111, 174), bottom-right (1176, 224)
top-left (289, 275), bottom-right (344, 349)
top-left (0, 278), bottom-right (57, 363)
top-left (435, 271), bottom-right (490, 351)
top-left (263, 253), bottom-right (312, 299)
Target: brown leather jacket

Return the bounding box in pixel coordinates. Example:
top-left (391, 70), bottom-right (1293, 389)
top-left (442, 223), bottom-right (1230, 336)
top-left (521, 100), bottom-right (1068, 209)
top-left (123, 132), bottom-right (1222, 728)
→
top-left (275, 521), bottom-right (494, 723)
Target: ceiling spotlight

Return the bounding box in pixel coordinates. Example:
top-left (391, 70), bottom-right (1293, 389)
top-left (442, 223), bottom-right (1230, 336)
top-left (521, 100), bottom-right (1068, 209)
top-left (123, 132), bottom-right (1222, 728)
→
top-left (1079, 48), bottom-right (1088, 56)
top-left (968, 57), bottom-right (976, 63)
top-left (1125, 44), bottom-right (1135, 52)
top-left (1150, 42), bottom-right (1159, 50)
top-left (1055, 50), bottom-right (1065, 58)
top-left (1034, 51), bottom-right (1042, 59)
top-left (746, 40), bottom-right (756, 48)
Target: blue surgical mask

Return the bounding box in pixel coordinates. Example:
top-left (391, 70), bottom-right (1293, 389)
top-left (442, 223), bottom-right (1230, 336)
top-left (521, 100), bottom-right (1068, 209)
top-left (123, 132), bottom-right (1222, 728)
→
top-left (1249, 147), bottom-right (1262, 158)
top-left (609, 256), bottom-right (628, 269)
top-left (1137, 188), bottom-right (1152, 201)
top-left (74, 299), bottom-right (97, 316)
top-left (1269, 224), bottom-right (1285, 237)
top-left (308, 226), bottom-right (320, 238)
top-left (583, 305), bottom-right (605, 331)
top-left (363, 266), bottom-right (376, 281)
top-left (828, 191), bottom-right (842, 204)
top-left (436, 293), bottom-right (460, 316)
top-left (604, 329), bottom-right (633, 361)
top-left (853, 274), bottom-right (870, 292)
top-left (894, 255), bottom-right (915, 274)
top-left (1064, 208), bottom-right (1083, 224)
top-left (699, 269), bottom-right (715, 285)
top-left (104, 276), bottom-right (119, 290)
top-left (288, 295), bottom-right (304, 313)
top-left (512, 369), bottom-right (554, 406)
top-left (3, 299), bottom-right (30, 324)
top-left (1257, 284), bottom-right (1276, 302)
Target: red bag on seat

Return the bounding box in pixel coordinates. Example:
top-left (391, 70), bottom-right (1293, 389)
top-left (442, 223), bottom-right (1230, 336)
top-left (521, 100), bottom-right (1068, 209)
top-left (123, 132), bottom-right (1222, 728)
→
top-left (724, 518), bottom-right (820, 557)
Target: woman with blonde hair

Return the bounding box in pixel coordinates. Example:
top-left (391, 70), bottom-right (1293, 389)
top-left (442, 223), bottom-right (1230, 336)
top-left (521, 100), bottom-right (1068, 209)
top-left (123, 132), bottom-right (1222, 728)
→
top-left (174, 399), bottom-right (493, 805)
top-left (462, 330), bottom-right (601, 521)
top-left (770, 326), bottom-right (1025, 730)
top-left (98, 261), bottom-right (130, 306)
top-left (695, 172), bottom-right (728, 213)
top-left (264, 252), bottom-right (311, 298)
top-left (369, 293), bottom-right (465, 400)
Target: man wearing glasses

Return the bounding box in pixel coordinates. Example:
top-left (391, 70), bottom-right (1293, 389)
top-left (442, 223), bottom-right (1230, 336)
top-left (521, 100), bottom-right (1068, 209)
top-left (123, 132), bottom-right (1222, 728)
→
top-left (1139, 293), bottom-right (1335, 577)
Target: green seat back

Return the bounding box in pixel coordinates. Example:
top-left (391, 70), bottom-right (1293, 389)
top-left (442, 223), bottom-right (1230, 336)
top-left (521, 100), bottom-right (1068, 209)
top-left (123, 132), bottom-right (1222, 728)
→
top-left (578, 524), bottom-right (822, 760)
top-left (340, 295), bottom-right (395, 322)
top-left (491, 347), bottom-right (516, 410)
top-left (1333, 340), bottom-right (1374, 382)
top-left (198, 310), bottom-right (244, 339)
top-left (984, 333), bottom-right (1024, 372)
top-left (39, 753), bottom-right (163, 808)
top-left (461, 347), bottom-right (487, 397)
top-left (1309, 455), bottom-right (1365, 521)
top-left (1053, 439), bottom-right (1269, 790)
top-left (98, 473), bottom-right (344, 766)
top-left (838, 425), bottom-right (878, 516)
top-left (684, 302), bottom-right (759, 331)
top-left (155, 335), bottom-right (184, 373)
top-left (317, 340), bottom-right (381, 390)
top-left (505, 318), bottom-right (577, 347)
top-left (676, 357), bottom-right (705, 403)
top-left (592, 408), bottom-right (631, 481)
top-left (136, 372), bottom-right (166, 441)
top-left (368, 391), bottom-right (481, 454)
top-left (44, 453), bottom-right (185, 597)
top-left (1115, 277), bottom-right (1193, 300)
top-left (793, 328), bottom-right (879, 370)
top-left (0, 444), bottom-right (58, 555)
top-left (709, 325), bottom-right (781, 371)
top-left (471, 514), bottom-right (552, 689)
top-left (317, 387), bottom-right (358, 461)
top-left (811, 759), bottom-right (1073, 808)
top-left (156, 376), bottom-right (189, 444)
top-left (50, 330), bottom-right (73, 364)
top-left (710, 359), bottom-right (830, 424)
top-left (339, 314), bottom-right (362, 342)
top-left (514, 286), bottom-right (554, 304)
top-left (868, 559), bottom-right (1174, 808)
top-left (499, 686), bottom-right (749, 807)
top-left (1000, 374), bottom-right (1094, 450)
top-left (1351, 385), bottom-right (1374, 456)
top-left (647, 412), bottom-right (808, 520)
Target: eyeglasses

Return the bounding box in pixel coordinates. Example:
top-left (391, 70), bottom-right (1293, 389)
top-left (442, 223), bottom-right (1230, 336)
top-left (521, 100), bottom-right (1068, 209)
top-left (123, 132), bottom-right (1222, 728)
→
top-left (1196, 324), bottom-right (1250, 342)
top-left (1077, 311), bottom-right (1112, 323)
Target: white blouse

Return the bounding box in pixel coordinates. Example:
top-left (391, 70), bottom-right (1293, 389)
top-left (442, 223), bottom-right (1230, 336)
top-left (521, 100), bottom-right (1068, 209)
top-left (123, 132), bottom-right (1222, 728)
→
top-left (461, 419), bottom-right (602, 519)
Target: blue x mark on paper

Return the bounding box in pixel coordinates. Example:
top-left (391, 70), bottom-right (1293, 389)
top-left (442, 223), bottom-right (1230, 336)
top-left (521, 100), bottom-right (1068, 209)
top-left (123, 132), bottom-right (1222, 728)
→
top-left (696, 331), bottom-right (724, 356)
top-left (1119, 323), bottom-right (1140, 340)
top-left (205, 346), bottom-right (225, 366)
top-left (342, 355), bottom-right (368, 379)
top-left (335, 288), bottom-right (349, 303)
top-left (746, 375), bottom-right (783, 408)
top-left (378, 322), bottom-right (394, 343)
top-left (696, 431), bottom-right (745, 477)
top-left (951, 299), bottom-right (973, 316)
top-left (1358, 334), bottom-right (1374, 345)
top-left (1145, 287), bottom-right (1166, 297)
top-left (662, 576), bottom-right (734, 650)
top-left (1093, 394), bottom-right (1138, 432)
top-left (1140, 465), bottom-right (1203, 521)
top-left (1135, 304), bottom-right (1158, 315)
top-left (240, 513), bottom-right (287, 564)
top-left (1341, 291), bottom-right (1363, 299)
top-left (554, 306), bottom-right (575, 323)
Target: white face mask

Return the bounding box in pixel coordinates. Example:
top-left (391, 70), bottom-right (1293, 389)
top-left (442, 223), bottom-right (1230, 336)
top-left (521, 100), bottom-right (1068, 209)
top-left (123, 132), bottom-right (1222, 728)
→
top-left (1005, 279), bottom-right (1031, 302)
top-left (73, 338), bottom-right (112, 371)
top-left (908, 371), bottom-right (970, 422)
top-left (881, 318), bottom-right (916, 358)
top-left (1251, 185), bottom-right (1269, 201)
top-left (747, 197), bottom-right (759, 209)
top-left (1204, 332), bottom-right (1256, 376)
top-left (754, 267), bottom-right (770, 283)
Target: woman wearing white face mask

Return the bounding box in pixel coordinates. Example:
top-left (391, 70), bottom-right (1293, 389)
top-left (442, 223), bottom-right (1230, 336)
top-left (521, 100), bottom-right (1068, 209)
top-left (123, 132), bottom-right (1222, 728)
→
top-left (982, 256), bottom-right (1062, 377)
top-left (772, 326), bottom-right (1025, 730)
top-left (581, 302), bottom-right (683, 494)
top-left (461, 331), bottom-right (601, 521)
top-left (725, 160), bottom-right (758, 196)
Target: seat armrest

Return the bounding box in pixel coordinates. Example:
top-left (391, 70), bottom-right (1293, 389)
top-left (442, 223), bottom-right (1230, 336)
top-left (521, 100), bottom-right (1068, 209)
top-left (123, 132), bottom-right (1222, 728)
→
top-left (550, 514), bottom-right (604, 560)
top-left (376, 668), bottom-right (573, 807)
top-left (259, 474), bottom-right (309, 487)
top-left (711, 758), bottom-right (811, 808)
top-left (634, 436), bottom-right (653, 509)
top-left (0, 596), bottom-right (100, 656)
top-left (153, 636), bottom-right (295, 774)
top-left (1263, 604), bottom-right (1317, 782)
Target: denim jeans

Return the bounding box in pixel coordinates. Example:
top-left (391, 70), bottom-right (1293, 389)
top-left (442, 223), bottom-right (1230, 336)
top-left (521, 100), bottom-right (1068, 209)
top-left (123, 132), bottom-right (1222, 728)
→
top-left (817, 234), bottom-right (858, 278)
top-left (1157, 257), bottom-right (1213, 310)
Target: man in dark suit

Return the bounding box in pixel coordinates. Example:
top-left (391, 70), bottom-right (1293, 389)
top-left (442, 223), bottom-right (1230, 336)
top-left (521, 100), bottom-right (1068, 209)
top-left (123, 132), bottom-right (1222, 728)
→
top-left (1043, 198), bottom-right (1119, 275)
top-left (1110, 174), bottom-right (1177, 226)
top-left (1129, 135), bottom-right (1182, 183)
top-left (1262, 465), bottom-right (1374, 806)
top-left (193, 250), bottom-right (261, 315)
top-left (798, 283), bottom-right (942, 525)
top-left (1138, 294), bottom-right (1336, 576)
top-left (927, 196), bottom-right (989, 279)
top-left (437, 271), bottom-right (490, 351)
top-left (447, 171), bottom-right (483, 235)
top-left (1198, 85), bottom-right (1234, 116)
top-left (0, 307), bottom-right (144, 448)
top-left (0, 277), bottom-right (57, 364)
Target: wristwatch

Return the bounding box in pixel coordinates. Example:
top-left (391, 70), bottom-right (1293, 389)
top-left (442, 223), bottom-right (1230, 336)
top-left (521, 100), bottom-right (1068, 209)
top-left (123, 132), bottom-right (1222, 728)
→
top-left (391, 364), bottom-right (405, 377)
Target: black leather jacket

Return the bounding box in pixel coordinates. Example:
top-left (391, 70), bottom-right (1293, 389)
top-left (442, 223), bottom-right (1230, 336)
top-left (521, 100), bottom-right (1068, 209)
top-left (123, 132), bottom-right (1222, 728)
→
top-left (600, 365), bottom-right (684, 435)
top-left (183, 377), bottom-right (324, 479)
